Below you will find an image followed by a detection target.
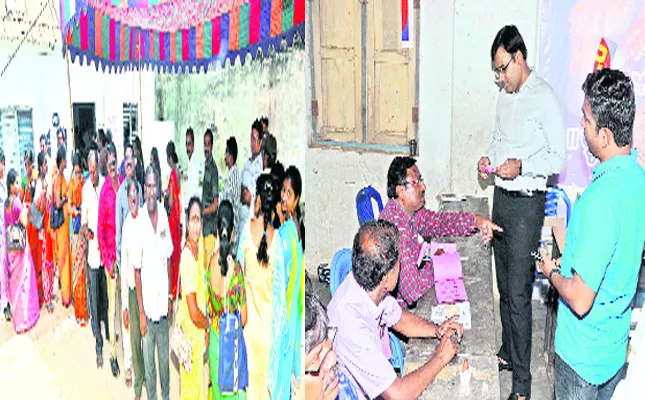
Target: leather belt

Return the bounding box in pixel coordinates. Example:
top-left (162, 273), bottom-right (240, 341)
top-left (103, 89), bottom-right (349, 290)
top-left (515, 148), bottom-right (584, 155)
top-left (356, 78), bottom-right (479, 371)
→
top-left (147, 316), bottom-right (167, 325)
top-left (498, 187), bottom-right (546, 198)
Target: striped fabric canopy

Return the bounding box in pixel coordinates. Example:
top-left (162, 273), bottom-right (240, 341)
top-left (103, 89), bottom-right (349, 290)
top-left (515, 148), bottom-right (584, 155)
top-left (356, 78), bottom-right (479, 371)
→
top-left (60, 0), bottom-right (305, 73)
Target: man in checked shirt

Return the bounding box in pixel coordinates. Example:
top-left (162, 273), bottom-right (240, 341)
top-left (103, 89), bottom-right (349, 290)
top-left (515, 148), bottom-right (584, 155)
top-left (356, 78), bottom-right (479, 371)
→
top-left (380, 156), bottom-right (500, 309)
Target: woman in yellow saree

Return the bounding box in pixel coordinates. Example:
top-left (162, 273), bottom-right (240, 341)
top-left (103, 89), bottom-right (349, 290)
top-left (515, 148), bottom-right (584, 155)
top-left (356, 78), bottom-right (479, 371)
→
top-left (177, 197), bottom-right (209, 400)
top-left (53, 146), bottom-right (72, 307)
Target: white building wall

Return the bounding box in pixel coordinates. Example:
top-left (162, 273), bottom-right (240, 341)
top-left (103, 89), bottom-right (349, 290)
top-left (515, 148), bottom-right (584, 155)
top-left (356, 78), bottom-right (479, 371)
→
top-left (0, 41), bottom-right (155, 171)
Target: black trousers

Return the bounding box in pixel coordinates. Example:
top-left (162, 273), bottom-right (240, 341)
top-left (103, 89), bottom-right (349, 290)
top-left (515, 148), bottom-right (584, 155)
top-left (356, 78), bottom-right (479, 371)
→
top-left (492, 187), bottom-right (545, 395)
top-left (89, 266), bottom-right (109, 354)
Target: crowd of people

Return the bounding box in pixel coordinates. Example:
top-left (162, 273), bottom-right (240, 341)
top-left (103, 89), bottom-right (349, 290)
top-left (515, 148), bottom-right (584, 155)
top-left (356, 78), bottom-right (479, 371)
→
top-left (306, 25), bottom-right (644, 400)
top-left (0, 116), bottom-right (305, 400)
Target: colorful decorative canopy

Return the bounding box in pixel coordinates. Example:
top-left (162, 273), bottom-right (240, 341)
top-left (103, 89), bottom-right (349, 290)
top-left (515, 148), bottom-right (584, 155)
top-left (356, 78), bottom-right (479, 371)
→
top-left (60, 0), bottom-right (305, 72)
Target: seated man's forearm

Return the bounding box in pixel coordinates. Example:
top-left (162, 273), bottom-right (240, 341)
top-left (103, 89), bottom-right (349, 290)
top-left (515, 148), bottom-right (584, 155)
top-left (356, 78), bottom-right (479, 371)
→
top-left (393, 310), bottom-right (437, 338)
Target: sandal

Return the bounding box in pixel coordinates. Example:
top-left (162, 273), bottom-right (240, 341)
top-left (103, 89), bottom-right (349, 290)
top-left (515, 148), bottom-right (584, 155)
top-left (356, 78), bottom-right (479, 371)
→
top-left (498, 356), bottom-right (513, 371)
top-left (125, 369), bottom-right (133, 388)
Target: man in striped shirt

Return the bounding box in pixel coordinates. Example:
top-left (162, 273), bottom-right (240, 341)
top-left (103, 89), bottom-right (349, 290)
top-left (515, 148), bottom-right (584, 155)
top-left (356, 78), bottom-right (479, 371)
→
top-left (220, 137), bottom-right (241, 248)
top-left (380, 156), bottom-right (500, 309)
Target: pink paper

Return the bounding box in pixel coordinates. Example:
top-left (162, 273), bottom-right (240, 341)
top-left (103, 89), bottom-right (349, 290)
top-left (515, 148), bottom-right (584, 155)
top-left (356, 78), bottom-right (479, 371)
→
top-left (431, 242), bottom-right (468, 303)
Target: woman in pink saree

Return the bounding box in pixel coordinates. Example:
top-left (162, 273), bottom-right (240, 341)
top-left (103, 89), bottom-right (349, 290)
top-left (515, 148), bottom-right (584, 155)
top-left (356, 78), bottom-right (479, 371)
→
top-left (5, 168), bottom-right (40, 333)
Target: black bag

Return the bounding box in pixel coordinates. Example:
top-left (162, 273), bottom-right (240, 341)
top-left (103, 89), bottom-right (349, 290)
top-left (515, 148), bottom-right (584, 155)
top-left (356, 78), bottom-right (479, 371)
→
top-left (50, 178), bottom-right (65, 230)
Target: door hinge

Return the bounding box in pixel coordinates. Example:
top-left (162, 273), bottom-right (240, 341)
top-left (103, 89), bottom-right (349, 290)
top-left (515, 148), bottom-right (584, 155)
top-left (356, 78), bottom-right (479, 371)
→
top-left (312, 100), bottom-right (319, 117)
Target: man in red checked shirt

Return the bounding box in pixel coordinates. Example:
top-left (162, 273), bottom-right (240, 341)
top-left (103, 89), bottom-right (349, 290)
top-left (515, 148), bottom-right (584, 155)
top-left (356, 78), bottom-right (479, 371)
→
top-left (98, 142), bottom-right (123, 378)
top-left (379, 156), bottom-right (501, 309)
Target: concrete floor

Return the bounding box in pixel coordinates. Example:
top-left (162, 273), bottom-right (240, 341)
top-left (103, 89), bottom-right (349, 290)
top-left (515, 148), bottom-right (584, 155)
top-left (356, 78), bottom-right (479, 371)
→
top-left (307, 268), bottom-right (554, 399)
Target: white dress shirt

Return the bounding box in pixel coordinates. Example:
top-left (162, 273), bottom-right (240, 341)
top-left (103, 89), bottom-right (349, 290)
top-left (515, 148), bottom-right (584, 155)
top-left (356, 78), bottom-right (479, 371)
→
top-left (82, 177), bottom-right (104, 270)
top-left (138, 205), bottom-right (173, 321)
top-left (243, 153), bottom-right (263, 191)
top-left (184, 154), bottom-right (202, 212)
top-left (120, 212), bottom-right (142, 313)
top-left (487, 70), bottom-right (567, 191)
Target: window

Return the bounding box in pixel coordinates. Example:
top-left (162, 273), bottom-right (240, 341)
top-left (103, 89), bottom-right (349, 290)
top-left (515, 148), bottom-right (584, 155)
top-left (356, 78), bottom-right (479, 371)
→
top-left (311, 0), bottom-right (418, 152)
top-left (0, 106), bottom-right (34, 178)
top-left (123, 102), bottom-right (139, 146)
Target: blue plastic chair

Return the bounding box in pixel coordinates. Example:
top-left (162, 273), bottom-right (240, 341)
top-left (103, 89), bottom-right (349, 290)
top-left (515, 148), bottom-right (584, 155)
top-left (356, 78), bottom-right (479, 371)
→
top-left (329, 248), bottom-right (405, 375)
top-left (545, 186), bottom-right (572, 227)
top-left (356, 186), bottom-right (384, 226)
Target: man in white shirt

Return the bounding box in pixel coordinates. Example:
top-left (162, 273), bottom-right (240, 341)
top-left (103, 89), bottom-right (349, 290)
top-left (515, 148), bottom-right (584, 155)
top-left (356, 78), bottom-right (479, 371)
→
top-left (220, 136), bottom-right (241, 248)
top-left (116, 145), bottom-right (144, 389)
top-left (135, 165), bottom-right (174, 400)
top-left (242, 119), bottom-right (264, 190)
top-left (120, 178), bottom-right (144, 399)
top-left (184, 127), bottom-right (201, 215)
top-left (82, 150), bottom-right (108, 369)
top-left (477, 25), bottom-right (566, 400)
top-left (235, 167), bottom-right (255, 260)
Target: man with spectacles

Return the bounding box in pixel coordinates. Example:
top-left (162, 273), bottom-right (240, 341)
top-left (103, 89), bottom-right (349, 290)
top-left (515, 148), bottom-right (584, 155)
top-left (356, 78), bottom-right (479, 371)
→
top-left (328, 220), bottom-right (464, 399)
top-left (242, 119), bottom-right (265, 194)
top-left (477, 25), bottom-right (566, 400)
top-left (380, 156), bottom-right (500, 309)
top-left (115, 143), bottom-right (143, 390)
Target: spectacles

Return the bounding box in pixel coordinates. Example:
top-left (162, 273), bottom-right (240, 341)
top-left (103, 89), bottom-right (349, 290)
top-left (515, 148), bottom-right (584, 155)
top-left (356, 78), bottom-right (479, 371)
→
top-left (494, 55), bottom-right (514, 80)
top-left (402, 176), bottom-right (424, 187)
top-left (305, 326), bottom-right (338, 377)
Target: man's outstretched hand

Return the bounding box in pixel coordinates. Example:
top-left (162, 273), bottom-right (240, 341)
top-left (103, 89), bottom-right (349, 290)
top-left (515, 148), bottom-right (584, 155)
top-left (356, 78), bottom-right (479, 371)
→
top-left (474, 215), bottom-right (503, 242)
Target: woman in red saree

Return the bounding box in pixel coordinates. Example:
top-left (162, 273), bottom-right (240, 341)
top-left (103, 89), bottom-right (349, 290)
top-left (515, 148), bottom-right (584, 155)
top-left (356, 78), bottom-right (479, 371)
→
top-left (68, 153), bottom-right (87, 324)
top-left (22, 150), bottom-right (42, 306)
top-left (166, 141), bottom-right (181, 300)
top-left (36, 151), bottom-right (56, 313)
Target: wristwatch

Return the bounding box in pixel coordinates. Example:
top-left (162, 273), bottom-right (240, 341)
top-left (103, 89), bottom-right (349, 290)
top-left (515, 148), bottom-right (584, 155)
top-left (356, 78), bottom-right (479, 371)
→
top-left (548, 267), bottom-right (561, 283)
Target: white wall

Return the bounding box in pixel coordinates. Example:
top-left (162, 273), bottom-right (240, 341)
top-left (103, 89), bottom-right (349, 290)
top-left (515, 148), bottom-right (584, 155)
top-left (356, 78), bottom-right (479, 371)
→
top-left (306, 1), bottom-right (541, 270)
top-left (0, 41), bottom-right (155, 169)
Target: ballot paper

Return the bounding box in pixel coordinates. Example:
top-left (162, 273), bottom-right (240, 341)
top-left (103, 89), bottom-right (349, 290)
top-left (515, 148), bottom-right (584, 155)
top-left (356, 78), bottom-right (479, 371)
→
top-left (431, 242), bottom-right (468, 303)
top-left (431, 301), bottom-right (472, 329)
